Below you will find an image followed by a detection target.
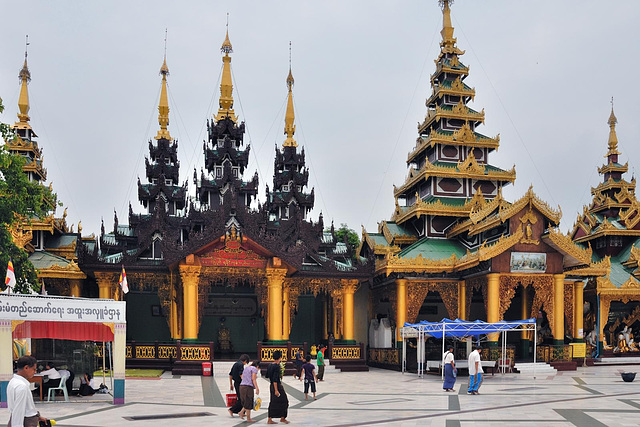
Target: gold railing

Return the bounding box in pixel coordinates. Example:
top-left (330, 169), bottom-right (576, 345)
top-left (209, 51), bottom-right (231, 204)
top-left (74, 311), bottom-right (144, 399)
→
top-left (536, 345), bottom-right (574, 362)
top-left (158, 345), bottom-right (177, 359)
top-left (331, 345), bottom-right (361, 360)
top-left (180, 346), bottom-right (210, 361)
top-left (135, 345), bottom-right (156, 359)
top-left (369, 348), bottom-right (400, 365)
top-left (260, 347), bottom-right (289, 362)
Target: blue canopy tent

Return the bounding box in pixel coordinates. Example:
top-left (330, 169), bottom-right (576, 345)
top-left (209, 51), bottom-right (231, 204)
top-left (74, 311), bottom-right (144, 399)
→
top-left (401, 318), bottom-right (537, 377)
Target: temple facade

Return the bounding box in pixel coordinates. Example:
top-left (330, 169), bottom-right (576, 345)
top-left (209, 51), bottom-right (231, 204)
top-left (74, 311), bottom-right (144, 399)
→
top-left (571, 107), bottom-right (640, 355)
top-left (360, 0), bottom-right (604, 363)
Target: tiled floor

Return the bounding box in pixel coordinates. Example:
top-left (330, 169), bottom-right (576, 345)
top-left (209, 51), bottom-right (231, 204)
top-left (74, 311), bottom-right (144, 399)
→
top-left (2, 365), bottom-right (640, 426)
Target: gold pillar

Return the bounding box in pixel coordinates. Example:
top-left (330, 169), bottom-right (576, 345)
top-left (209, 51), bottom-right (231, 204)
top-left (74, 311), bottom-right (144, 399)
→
top-left (574, 281), bottom-right (584, 341)
top-left (95, 273), bottom-right (114, 300)
top-left (486, 274), bottom-right (500, 343)
top-left (332, 297), bottom-right (338, 339)
top-left (179, 265), bottom-right (201, 341)
top-left (341, 279), bottom-right (358, 342)
top-left (266, 267), bottom-right (287, 341)
top-left (553, 274), bottom-right (565, 344)
top-left (457, 281), bottom-right (466, 320)
top-left (69, 280), bottom-right (82, 297)
top-left (521, 286), bottom-right (529, 340)
top-left (396, 279), bottom-right (407, 343)
top-left (282, 285), bottom-right (290, 340)
top-left (322, 296), bottom-right (328, 340)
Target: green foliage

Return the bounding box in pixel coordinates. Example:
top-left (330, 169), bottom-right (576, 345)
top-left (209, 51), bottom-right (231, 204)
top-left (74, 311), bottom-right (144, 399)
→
top-left (327, 223), bottom-right (361, 259)
top-left (0, 98), bottom-right (15, 141)
top-left (0, 96), bottom-right (57, 293)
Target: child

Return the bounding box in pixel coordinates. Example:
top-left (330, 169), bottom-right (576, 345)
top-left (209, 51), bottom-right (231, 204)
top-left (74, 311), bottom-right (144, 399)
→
top-left (301, 355), bottom-right (318, 400)
top-left (239, 361), bottom-right (260, 423)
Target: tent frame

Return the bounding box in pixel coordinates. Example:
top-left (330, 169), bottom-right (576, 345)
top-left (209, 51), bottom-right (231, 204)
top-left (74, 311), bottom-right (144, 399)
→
top-left (400, 319), bottom-right (537, 378)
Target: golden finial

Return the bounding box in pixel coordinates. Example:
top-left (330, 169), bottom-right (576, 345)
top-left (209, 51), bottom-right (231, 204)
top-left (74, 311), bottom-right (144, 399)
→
top-left (78, 221), bottom-right (82, 233)
top-left (215, 16), bottom-right (237, 123)
top-left (606, 97), bottom-right (620, 157)
top-left (16, 35), bottom-right (32, 128)
top-left (283, 42), bottom-right (297, 148)
top-left (155, 30), bottom-right (172, 140)
top-left (439, 0), bottom-right (455, 48)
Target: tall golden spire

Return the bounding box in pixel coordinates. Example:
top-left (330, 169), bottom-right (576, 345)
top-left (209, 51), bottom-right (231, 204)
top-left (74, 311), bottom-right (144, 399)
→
top-left (607, 98), bottom-right (620, 157)
top-left (215, 25), bottom-right (237, 123)
top-left (155, 54), bottom-right (172, 140)
top-left (15, 35), bottom-right (32, 130)
top-left (283, 43), bottom-right (297, 148)
top-left (440, 0), bottom-right (455, 46)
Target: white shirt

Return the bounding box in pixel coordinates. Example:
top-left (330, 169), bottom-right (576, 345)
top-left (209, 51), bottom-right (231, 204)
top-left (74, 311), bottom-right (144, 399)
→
top-left (40, 368), bottom-right (61, 380)
top-left (468, 350), bottom-right (483, 375)
top-left (7, 374), bottom-right (38, 426)
top-left (443, 351), bottom-right (454, 365)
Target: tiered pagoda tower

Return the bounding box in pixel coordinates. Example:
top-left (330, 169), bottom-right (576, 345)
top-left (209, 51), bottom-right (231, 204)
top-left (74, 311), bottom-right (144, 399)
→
top-left (392, 0), bottom-right (514, 242)
top-left (571, 107), bottom-right (640, 353)
top-left (265, 66), bottom-right (314, 222)
top-left (137, 57), bottom-right (187, 217)
top-left (571, 107), bottom-right (640, 255)
top-left (194, 31), bottom-right (259, 210)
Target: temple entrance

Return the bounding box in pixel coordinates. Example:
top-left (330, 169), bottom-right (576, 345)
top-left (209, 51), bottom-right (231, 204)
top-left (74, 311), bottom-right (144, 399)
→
top-left (289, 293), bottom-right (326, 347)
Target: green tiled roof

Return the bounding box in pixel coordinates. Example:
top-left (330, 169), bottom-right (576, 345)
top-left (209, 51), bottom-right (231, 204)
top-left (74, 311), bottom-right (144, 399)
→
top-left (368, 233), bottom-right (389, 247)
top-left (385, 222), bottom-right (417, 238)
top-left (29, 251), bottom-right (72, 270)
top-left (421, 195), bottom-right (468, 206)
top-left (398, 237), bottom-right (467, 260)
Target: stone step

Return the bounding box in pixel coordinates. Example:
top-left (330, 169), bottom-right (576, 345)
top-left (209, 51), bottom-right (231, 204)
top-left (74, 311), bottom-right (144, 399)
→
top-left (513, 362), bottom-right (557, 375)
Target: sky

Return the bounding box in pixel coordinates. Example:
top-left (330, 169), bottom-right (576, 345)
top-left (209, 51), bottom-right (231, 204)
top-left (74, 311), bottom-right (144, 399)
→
top-left (1, 0), bottom-right (639, 240)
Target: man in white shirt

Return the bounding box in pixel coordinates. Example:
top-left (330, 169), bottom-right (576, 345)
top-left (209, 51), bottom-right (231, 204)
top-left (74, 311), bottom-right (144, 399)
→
top-left (40, 362), bottom-right (61, 397)
top-left (7, 355), bottom-right (48, 427)
top-left (467, 344), bottom-right (484, 395)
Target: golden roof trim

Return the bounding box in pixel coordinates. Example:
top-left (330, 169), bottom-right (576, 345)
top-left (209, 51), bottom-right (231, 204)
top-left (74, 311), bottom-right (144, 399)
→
top-left (545, 228), bottom-right (592, 266)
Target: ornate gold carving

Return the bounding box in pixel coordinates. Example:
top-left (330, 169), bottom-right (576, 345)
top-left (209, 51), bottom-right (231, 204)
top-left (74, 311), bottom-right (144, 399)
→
top-left (9, 225), bottom-right (32, 249)
top-left (158, 345), bottom-right (177, 359)
top-left (530, 276), bottom-right (555, 334)
top-left (457, 150), bottom-right (485, 175)
top-left (135, 345), bottom-right (156, 359)
top-left (331, 346), bottom-right (360, 359)
top-left (406, 282), bottom-right (430, 323)
top-left (369, 348), bottom-right (400, 365)
top-left (564, 284), bottom-right (574, 337)
top-left (260, 347), bottom-right (289, 361)
top-left (180, 346), bottom-right (210, 361)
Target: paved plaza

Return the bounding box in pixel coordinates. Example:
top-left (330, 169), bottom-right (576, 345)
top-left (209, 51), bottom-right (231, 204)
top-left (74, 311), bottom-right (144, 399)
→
top-left (2, 364), bottom-right (640, 426)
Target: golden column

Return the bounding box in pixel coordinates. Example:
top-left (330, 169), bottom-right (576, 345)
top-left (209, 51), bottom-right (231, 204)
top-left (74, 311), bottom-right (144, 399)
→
top-left (553, 274), bottom-right (566, 345)
top-left (457, 281), bottom-right (466, 320)
top-left (331, 298), bottom-right (338, 339)
top-left (69, 280), bottom-right (82, 297)
top-left (341, 279), bottom-right (359, 343)
top-left (179, 265), bottom-right (201, 341)
top-left (521, 285), bottom-right (530, 357)
top-left (486, 274), bottom-right (500, 344)
top-left (322, 295), bottom-right (328, 340)
top-left (266, 267), bottom-right (287, 342)
top-left (282, 285), bottom-right (290, 341)
top-left (395, 279), bottom-right (408, 344)
top-left (95, 273), bottom-right (114, 300)
top-left (573, 281), bottom-right (584, 342)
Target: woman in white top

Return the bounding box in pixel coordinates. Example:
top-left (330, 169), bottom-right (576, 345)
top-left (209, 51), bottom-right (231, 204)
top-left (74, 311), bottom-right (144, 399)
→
top-left (442, 345), bottom-right (456, 391)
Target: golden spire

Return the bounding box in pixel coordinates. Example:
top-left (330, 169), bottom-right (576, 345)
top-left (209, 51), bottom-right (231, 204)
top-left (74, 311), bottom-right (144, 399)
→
top-left (215, 24), bottom-right (237, 123)
top-left (606, 98), bottom-right (620, 157)
top-left (439, 0), bottom-right (459, 52)
top-left (283, 42), bottom-right (297, 148)
top-left (155, 49), bottom-right (172, 140)
top-left (15, 35), bottom-right (32, 130)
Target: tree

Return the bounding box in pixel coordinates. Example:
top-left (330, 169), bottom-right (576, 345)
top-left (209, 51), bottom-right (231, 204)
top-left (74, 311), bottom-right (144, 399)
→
top-left (327, 223), bottom-right (361, 260)
top-left (0, 97), bottom-right (57, 293)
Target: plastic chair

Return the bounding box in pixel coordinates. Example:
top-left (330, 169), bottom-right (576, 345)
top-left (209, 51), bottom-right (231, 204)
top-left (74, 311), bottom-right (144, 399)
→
top-left (498, 358), bottom-right (512, 373)
top-left (47, 373), bottom-right (69, 402)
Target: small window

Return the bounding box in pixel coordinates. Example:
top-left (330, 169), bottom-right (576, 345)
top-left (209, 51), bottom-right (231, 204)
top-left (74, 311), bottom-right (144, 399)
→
top-left (165, 179), bottom-right (173, 186)
top-left (232, 167), bottom-right (239, 178)
top-left (297, 186), bottom-right (302, 192)
top-left (282, 185), bottom-right (289, 192)
top-left (215, 167), bottom-right (223, 178)
top-left (151, 178), bottom-right (158, 184)
top-left (165, 158), bottom-right (171, 165)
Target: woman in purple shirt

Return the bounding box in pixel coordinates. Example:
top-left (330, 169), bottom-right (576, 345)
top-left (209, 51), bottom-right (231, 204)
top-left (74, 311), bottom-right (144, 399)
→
top-left (239, 361), bottom-right (260, 422)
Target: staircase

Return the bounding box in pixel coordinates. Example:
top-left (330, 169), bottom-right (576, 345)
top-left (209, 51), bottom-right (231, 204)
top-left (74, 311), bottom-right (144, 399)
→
top-left (513, 362), bottom-right (557, 376)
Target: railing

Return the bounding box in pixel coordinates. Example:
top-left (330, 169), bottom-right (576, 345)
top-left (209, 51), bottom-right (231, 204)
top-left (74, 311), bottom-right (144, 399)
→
top-left (368, 348), bottom-right (400, 369)
top-left (97, 341), bottom-right (214, 368)
top-left (257, 342), bottom-right (308, 362)
top-left (328, 342), bottom-right (364, 360)
top-left (536, 344), bottom-right (574, 362)
top-left (481, 345), bottom-right (515, 363)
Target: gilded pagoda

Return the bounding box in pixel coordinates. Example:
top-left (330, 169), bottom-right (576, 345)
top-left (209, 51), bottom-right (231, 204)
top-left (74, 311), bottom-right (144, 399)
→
top-left (360, 0), bottom-right (603, 357)
top-left (571, 107), bottom-right (640, 354)
top-left (5, 50), bottom-right (88, 295)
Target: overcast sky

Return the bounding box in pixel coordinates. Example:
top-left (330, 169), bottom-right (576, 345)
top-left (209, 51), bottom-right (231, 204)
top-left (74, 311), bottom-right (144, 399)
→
top-left (1, 1), bottom-right (639, 240)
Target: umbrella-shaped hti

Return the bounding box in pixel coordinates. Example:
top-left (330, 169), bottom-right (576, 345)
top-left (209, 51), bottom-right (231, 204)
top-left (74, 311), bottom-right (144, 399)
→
top-left (401, 318), bottom-right (537, 377)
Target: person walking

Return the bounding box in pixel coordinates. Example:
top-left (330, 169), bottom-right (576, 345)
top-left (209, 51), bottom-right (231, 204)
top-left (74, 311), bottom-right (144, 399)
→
top-left (228, 354), bottom-right (249, 417)
top-left (300, 355), bottom-right (318, 400)
top-left (7, 355), bottom-right (48, 427)
top-left (239, 361), bottom-right (260, 423)
top-left (267, 350), bottom-right (289, 424)
top-left (442, 345), bottom-right (456, 392)
top-left (294, 349), bottom-right (304, 379)
top-left (316, 344), bottom-right (326, 381)
top-left (467, 344), bottom-right (484, 395)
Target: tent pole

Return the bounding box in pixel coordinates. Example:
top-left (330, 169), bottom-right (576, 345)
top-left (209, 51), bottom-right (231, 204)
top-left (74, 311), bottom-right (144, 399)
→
top-left (533, 322), bottom-right (537, 379)
top-left (102, 341), bottom-right (106, 385)
top-left (441, 323), bottom-right (445, 380)
top-left (401, 328), bottom-right (405, 374)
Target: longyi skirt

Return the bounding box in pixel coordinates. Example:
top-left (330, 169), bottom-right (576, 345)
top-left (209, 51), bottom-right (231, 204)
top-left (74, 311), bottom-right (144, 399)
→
top-left (268, 383), bottom-right (289, 418)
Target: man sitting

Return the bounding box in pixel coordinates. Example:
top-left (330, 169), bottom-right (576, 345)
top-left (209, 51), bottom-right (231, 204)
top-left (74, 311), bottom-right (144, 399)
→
top-left (40, 362), bottom-right (62, 397)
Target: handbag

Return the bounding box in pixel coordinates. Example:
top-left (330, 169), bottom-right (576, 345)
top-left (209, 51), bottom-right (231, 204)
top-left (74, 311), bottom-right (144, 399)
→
top-left (452, 368), bottom-right (457, 378)
top-left (253, 396), bottom-right (262, 411)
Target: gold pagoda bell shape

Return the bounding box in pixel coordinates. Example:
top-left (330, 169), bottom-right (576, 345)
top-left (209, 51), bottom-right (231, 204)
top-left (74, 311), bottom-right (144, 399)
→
top-left (155, 56), bottom-right (172, 140)
top-left (283, 63), bottom-right (297, 148)
top-left (215, 29), bottom-right (238, 123)
top-left (606, 103), bottom-right (620, 157)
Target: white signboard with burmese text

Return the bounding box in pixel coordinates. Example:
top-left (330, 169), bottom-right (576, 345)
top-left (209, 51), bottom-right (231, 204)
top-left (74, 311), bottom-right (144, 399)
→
top-left (0, 294), bottom-right (126, 323)
top-left (510, 252), bottom-right (547, 274)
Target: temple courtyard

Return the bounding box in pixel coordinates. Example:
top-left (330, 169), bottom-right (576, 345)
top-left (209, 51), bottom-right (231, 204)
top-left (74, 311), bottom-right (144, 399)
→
top-left (1, 363), bottom-right (639, 426)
